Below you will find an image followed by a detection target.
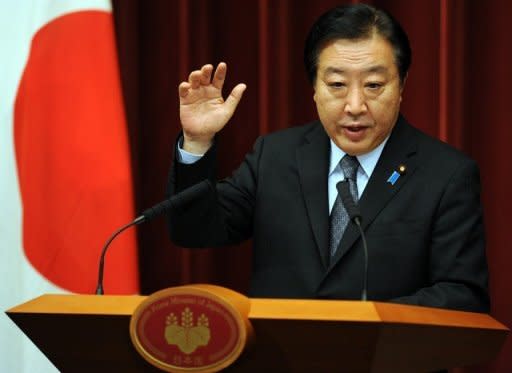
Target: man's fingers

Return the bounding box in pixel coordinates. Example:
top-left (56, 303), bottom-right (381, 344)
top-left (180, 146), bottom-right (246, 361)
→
top-left (188, 70), bottom-right (202, 89)
top-left (200, 64), bottom-right (213, 86)
top-left (224, 83), bottom-right (247, 114)
top-left (182, 64), bottom-right (244, 116)
top-left (188, 64), bottom-right (216, 90)
top-left (212, 62), bottom-right (227, 90)
top-left (178, 82), bottom-right (190, 98)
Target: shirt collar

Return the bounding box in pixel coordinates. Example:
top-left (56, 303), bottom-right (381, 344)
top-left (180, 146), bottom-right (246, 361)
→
top-left (328, 136), bottom-right (390, 178)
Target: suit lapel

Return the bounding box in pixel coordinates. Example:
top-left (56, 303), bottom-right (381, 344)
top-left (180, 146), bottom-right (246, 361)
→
top-left (297, 123), bottom-right (331, 269)
top-left (328, 117), bottom-right (420, 269)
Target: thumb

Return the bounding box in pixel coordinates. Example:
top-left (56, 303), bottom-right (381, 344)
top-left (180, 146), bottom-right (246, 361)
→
top-left (224, 83), bottom-right (247, 115)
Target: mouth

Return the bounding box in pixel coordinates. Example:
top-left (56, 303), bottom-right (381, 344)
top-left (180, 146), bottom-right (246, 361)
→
top-left (343, 126), bottom-right (366, 132)
top-left (339, 124), bottom-right (370, 141)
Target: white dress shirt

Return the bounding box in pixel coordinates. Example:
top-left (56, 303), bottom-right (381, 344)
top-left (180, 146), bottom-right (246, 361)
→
top-left (327, 138), bottom-right (388, 213)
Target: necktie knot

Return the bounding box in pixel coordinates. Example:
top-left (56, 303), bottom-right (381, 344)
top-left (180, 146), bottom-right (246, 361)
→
top-left (340, 155), bottom-right (359, 181)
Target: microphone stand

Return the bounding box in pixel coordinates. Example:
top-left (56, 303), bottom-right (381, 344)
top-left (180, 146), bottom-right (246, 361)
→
top-left (95, 217), bottom-right (143, 295)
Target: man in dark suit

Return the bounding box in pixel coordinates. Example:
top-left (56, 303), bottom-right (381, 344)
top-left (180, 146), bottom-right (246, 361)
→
top-left (168, 3), bottom-right (489, 312)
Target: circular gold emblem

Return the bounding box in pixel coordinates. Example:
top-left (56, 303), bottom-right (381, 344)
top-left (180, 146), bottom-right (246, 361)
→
top-left (130, 284), bottom-right (251, 372)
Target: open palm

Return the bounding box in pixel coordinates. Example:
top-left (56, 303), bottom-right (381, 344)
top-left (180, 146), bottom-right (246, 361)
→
top-left (179, 63), bottom-right (246, 147)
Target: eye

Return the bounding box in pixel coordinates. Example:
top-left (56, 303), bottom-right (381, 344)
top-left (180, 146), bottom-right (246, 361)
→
top-left (366, 82), bottom-right (383, 90)
top-left (328, 82), bottom-right (346, 88)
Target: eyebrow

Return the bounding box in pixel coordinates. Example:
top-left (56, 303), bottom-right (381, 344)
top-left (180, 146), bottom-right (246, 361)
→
top-left (323, 65), bottom-right (389, 75)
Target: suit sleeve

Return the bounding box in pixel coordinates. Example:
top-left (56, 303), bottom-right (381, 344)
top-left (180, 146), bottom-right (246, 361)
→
top-left (391, 159), bottom-right (490, 312)
top-left (167, 134), bottom-right (263, 248)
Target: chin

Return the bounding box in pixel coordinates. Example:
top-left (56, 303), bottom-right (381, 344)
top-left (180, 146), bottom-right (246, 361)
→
top-left (334, 140), bottom-right (367, 156)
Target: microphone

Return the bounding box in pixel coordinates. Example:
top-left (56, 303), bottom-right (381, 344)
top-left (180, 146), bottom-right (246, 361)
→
top-left (137, 180), bottom-right (213, 224)
top-left (337, 180), bottom-right (368, 301)
top-left (95, 180), bottom-right (213, 295)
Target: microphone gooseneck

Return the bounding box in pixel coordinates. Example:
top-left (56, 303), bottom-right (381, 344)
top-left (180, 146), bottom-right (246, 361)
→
top-left (337, 180), bottom-right (368, 301)
top-left (95, 220), bottom-right (138, 295)
top-left (95, 180), bottom-right (213, 295)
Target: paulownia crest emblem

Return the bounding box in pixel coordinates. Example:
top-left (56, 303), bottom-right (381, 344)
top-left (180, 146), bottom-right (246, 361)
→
top-left (164, 307), bottom-right (211, 354)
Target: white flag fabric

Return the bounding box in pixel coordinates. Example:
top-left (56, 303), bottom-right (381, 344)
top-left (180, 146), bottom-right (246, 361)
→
top-left (0, 1), bottom-right (139, 371)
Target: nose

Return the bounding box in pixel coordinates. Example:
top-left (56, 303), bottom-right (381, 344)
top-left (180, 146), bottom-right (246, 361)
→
top-left (344, 87), bottom-right (367, 116)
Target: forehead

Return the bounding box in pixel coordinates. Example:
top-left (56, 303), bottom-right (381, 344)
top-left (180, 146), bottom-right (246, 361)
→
top-left (317, 35), bottom-right (397, 74)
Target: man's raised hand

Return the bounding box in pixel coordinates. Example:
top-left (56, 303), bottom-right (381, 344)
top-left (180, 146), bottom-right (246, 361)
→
top-left (179, 62), bottom-right (246, 154)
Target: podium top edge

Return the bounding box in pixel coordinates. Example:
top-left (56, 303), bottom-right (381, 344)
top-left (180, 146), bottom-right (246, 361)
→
top-left (5, 294), bottom-right (509, 333)
top-left (6, 294), bottom-right (145, 316)
top-left (248, 298), bottom-right (509, 331)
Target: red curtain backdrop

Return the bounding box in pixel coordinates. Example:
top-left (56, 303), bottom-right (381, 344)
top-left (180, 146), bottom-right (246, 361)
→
top-left (112, 1), bottom-right (512, 371)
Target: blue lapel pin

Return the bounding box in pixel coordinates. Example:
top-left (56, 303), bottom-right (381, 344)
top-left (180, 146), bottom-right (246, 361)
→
top-left (387, 164), bottom-right (407, 185)
top-left (387, 171), bottom-right (400, 185)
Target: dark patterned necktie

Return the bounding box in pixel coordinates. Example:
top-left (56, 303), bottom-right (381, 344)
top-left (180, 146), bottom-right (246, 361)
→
top-left (329, 155), bottom-right (360, 257)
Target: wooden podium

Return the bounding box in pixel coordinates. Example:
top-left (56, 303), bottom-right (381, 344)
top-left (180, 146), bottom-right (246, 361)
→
top-left (6, 292), bottom-right (509, 372)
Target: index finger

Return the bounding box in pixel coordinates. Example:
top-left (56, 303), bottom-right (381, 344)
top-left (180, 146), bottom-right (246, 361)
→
top-left (212, 62), bottom-right (227, 90)
top-left (178, 82), bottom-right (191, 98)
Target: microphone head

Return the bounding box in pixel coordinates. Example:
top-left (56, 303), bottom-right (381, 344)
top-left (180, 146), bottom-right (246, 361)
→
top-left (141, 180), bottom-right (213, 222)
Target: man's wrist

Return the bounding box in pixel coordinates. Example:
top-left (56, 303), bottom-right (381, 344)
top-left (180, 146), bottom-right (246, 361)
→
top-left (183, 134), bottom-right (213, 154)
top-left (176, 136), bottom-right (205, 164)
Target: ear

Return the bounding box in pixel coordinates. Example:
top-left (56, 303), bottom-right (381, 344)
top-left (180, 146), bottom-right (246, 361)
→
top-left (312, 81), bottom-right (318, 103)
top-left (399, 73), bottom-right (408, 103)
top-left (400, 73), bottom-right (408, 93)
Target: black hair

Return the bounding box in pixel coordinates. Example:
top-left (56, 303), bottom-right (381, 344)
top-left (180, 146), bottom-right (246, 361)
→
top-left (304, 3), bottom-right (411, 85)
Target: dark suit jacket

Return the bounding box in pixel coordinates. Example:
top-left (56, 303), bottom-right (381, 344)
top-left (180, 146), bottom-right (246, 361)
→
top-left (168, 115), bottom-right (489, 312)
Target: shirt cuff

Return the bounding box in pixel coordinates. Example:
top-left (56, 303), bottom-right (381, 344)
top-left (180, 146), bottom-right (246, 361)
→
top-left (177, 136), bottom-right (204, 164)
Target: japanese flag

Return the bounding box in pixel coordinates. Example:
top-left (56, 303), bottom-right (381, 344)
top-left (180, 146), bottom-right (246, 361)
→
top-left (0, 1), bottom-right (139, 371)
